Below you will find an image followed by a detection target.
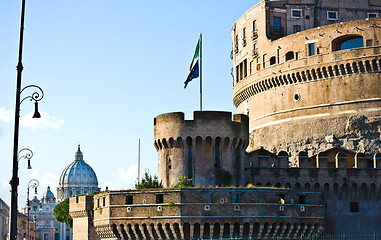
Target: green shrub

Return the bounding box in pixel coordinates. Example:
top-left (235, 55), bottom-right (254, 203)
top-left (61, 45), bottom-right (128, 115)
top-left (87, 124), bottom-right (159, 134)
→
top-left (172, 176), bottom-right (194, 188)
top-left (135, 171), bottom-right (163, 189)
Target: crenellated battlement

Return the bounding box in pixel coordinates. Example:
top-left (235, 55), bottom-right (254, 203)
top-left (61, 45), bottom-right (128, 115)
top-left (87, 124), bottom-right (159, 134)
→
top-left (154, 111), bottom-right (248, 141)
top-left (154, 111), bottom-right (249, 188)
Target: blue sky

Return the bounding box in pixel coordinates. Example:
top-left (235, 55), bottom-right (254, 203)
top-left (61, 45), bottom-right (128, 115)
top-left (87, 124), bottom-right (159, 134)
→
top-left (0, 0), bottom-right (257, 207)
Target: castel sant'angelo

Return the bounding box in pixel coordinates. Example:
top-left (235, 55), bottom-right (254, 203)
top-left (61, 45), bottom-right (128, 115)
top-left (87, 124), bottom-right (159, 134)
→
top-left (69, 0), bottom-right (381, 239)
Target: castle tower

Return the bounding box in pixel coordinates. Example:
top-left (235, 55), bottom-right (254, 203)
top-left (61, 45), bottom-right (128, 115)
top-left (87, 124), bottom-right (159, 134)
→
top-left (231, 1), bottom-right (381, 164)
top-left (154, 111), bottom-right (249, 187)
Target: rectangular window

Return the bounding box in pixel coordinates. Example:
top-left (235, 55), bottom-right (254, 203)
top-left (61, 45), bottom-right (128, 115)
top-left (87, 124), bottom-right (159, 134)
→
top-left (263, 54), bottom-right (266, 68)
top-left (367, 13), bottom-right (378, 18)
top-left (156, 194), bottom-right (164, 204)
top-left (308, 43), bottom-right (315, 56)
top-left (243, 59), bottom-right (247, 78)
top-left (293, 25), bottom-right (301, 33)
top-left (366, 39), bottom-right (373, 47)
top-left (327, 11), bottom-right (338, 20)
top-left (103, 197), bottom-right (106, 206)
top-left (253, 20), bottom-right (257, 32)
top-left (350, 202), bottom-right (359, 212)
top-left (299, 195), bottom-right (306, 204)
top-left (233, 193), bottom-right (241, 203)
top-left (126, 195), bottom-right (133, 204)
top-left (243, 28), bottom-right (246, 45)
top-left (97, 199), bottom-right (100, 208)
top-left (273, 17), bottom-right (281, 30)
top-left (236, 65), bottom-right (239, 83)
top-left (239, 62), bottom-right (242, 81)
top-left (292, 9), bottom-right (302, 18)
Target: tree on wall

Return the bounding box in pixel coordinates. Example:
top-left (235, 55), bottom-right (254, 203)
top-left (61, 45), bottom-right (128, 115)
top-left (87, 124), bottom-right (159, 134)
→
top-left (53, 198), bottom-right (73, 228)
top-left (135, 171), bottom-right (163, 189)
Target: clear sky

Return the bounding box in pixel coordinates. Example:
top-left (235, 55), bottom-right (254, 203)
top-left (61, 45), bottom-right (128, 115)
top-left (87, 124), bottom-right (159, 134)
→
top-left (0, 0), bottom-right (257, 208)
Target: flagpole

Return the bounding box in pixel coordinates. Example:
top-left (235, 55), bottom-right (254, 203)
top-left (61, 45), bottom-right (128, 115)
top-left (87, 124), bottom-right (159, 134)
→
top-left (137, 138), bottom-right (140, 182)
top-left (199, 33), bottom-right (203, 111)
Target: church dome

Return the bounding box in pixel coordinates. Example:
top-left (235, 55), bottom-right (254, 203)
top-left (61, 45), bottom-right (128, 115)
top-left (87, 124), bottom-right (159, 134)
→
top-left (58, 145), bottom-right (99, 188)
top-left (43, 186), bottom-right (54, 198)
top-left (42, 186), bottom-right (56, 203)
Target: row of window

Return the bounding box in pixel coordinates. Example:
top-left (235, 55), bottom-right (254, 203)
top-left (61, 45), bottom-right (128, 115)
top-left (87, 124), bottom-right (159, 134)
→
top-left (291, 9), bottom-right (379, 20)
top-left (234, 35), bottom-right (366, 84)
top-left (234, 8), bottom-right (378, 54)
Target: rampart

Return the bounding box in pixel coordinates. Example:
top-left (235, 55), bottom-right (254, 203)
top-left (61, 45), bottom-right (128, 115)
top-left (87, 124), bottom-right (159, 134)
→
top-left (246, 148), bottom-right (381, 233)
top-left (154, 111), bottom-right (249, 187)
top-left (79, 188), bottom-right (324, 239)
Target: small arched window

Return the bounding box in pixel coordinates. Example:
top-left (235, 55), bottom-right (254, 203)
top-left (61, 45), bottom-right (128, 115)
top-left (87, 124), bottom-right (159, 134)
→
top-left (270, 56), bottom-right (276, 65)
top-left (332, 35), bottom-right (363, 51)
top-left (285, 51), bottom-right (294, 61)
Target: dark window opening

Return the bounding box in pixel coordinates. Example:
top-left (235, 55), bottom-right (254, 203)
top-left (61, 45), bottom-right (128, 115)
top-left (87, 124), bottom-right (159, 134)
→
top-left (367, 13), bottom-right (378, 18)
top-left (126, 195), bottom-right (133, 204)
top-left (168, 157), bottom-right (172, 170)
top-left (299, 195), bottom-right (306, 204)
top-left (308, 43), bottom-right (315, 56)
top-left (285, 51), bottom-right (294, 61)
top-left (156, 194), bottom-right (164, 204)
top-left (274, 17), bottom-right (281, 30)
top-left (270, 56), bottom-right (276, 65)
top-left (327, 11), bottom-right (338, 20)
top-left (233, 193), bottom-right (241, 203)
top-left (292, 10), bottom-right (301, 18)
top-left (293, 25), bottom-right (301, 33)
top-left (350, 202), bottom-right (359, 212)
top-left (103, 197), bottom-right (106, 206)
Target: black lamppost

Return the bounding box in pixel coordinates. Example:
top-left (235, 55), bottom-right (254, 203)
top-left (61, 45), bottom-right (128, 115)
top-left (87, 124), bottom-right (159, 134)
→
top-left (9, 0), bottom-right (44, 238)
top-left (27, 179), bottom-right (39, 240)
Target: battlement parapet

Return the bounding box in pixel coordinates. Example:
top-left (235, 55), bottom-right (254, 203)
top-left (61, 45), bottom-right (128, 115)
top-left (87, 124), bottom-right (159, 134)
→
top-left (88, 188), bottom-right (324, 239)
top-left (154, 111), bottom-right (248, 142)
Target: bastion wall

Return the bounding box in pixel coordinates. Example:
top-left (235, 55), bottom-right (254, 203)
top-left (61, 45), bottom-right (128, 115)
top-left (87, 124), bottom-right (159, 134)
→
top-left (154, 111), bottom-right (249, 187)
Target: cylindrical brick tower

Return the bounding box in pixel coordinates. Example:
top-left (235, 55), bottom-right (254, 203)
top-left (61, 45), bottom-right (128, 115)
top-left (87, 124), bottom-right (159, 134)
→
top-left (154, 111), bottom-right (249, 188)
top-left (232, 13), bottom-right (381, 165)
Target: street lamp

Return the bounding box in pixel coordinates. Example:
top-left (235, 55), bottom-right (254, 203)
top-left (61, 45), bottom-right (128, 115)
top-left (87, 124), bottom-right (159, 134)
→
top-left (27, 179), bottom-right (39, 240)
top-left (9, 0), bottom-right (44, 238)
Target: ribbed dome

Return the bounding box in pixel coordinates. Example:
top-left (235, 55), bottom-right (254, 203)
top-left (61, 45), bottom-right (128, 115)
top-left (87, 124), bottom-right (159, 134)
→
top-left (58, 145), bottom-right (99, 187)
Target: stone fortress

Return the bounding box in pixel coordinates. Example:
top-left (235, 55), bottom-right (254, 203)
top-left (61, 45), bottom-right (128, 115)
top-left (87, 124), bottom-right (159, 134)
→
top-left (69, 0), bottom-right (381, 239)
